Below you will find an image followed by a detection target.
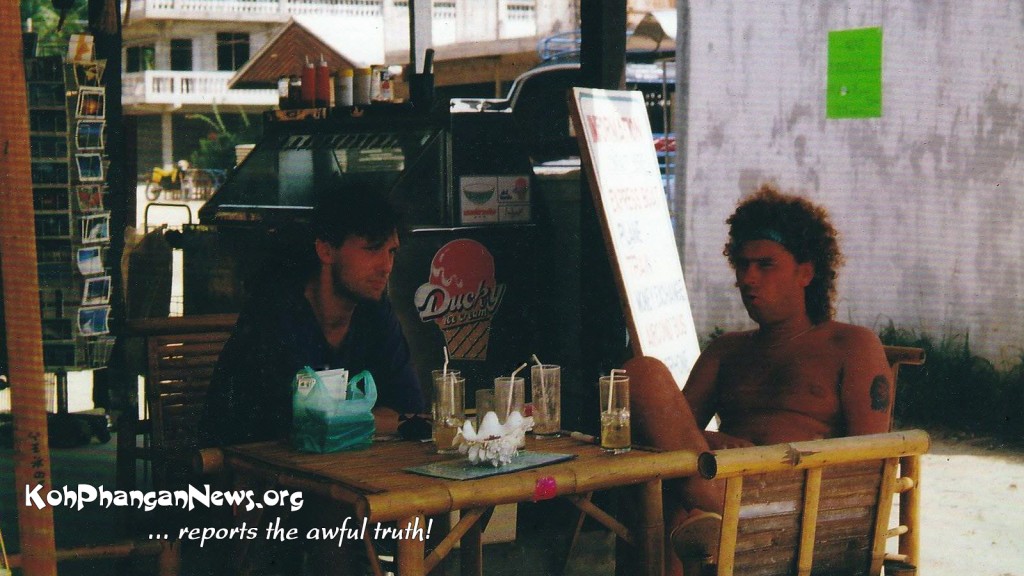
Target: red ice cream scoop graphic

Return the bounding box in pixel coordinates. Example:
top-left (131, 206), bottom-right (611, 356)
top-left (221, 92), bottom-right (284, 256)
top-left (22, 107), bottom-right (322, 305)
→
top-left (414, 239), bottom-right (506, 360)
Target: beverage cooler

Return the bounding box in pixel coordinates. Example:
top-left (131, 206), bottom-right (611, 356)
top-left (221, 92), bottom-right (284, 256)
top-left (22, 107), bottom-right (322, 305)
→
top-left (184, 102), bottom-right (580, 414)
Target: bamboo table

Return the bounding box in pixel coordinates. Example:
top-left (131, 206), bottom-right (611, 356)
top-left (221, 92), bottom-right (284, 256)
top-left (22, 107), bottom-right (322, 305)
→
top-left (199, 435), bottom-right (708, 576)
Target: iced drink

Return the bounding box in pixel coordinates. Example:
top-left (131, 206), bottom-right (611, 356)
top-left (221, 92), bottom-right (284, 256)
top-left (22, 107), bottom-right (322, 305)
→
top-left (599, 374), bottom-right (631, 453)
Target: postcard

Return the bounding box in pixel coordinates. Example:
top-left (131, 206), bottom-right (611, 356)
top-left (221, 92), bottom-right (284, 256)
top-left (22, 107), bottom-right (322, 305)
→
top-left (76, 87), bottom-right (105, 119)
top-left (76, 121), bottom-right (105, 150)
top-left (82, 276), bottom-right (111, 306)
top-left (80, 213), bottom-right (110, 244)
top-left (78, 306), bottom-right (110, 336)
top-left (75, 185), bottom-right (104, 211)
top-left (76, 153), bottom-right (104, 182)
top-left (77, 246), bottom-right (104, 275)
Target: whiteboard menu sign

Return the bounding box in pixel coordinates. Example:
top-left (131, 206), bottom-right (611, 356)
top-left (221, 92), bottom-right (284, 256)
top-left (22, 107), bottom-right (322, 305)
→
top-left (569, 88), bottom-right (700, 389)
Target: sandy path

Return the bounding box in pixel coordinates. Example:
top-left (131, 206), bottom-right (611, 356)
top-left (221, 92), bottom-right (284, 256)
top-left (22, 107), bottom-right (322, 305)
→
top-left (913, 435), bottom-right (1024, 575)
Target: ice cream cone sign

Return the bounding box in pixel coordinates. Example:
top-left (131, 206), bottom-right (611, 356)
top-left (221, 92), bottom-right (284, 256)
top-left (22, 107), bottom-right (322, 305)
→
top-left (414, 239), bottom-right (506, 361)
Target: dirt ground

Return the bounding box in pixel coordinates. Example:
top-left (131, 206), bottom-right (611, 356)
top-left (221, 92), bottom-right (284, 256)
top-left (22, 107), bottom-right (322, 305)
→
top-left (912, 432), bottom-right (1024, 575)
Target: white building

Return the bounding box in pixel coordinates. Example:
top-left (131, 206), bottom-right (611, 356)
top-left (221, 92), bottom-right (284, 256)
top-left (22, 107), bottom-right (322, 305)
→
top-left (120, 0), bottom-right (578, 172)
top-left (677, 1), bottom-right (1023, 362)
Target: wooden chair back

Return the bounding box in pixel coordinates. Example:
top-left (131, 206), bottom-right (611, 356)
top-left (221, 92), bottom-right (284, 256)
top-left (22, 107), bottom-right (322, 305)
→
top-left (884, 345), bottom-right (925, 387)
top-left (701, 429), bottom-right (929, 576)
top-left (120, 313), bottom-right (237, 489)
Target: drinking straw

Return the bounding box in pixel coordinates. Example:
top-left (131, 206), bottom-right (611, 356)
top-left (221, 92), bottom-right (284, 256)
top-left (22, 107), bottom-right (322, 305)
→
top-left (507, 362), bottom-right (528, 417)
top-left (531, 353), bottom-right (545, 390)
top-left (607, 368), bottom-right (627, 413)
top-left (443, 347), bottom-right (454, 413)
top-left (0, 522), bottom-right (8, 569)
top-left (443, 346), bottom-right (449, 380)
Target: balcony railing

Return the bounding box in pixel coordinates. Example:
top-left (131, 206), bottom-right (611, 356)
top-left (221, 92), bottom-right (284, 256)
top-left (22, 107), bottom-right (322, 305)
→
top-left (124, 0), bottom-right (383, 22)
top-left (122, 70), bottom-right (276, 107)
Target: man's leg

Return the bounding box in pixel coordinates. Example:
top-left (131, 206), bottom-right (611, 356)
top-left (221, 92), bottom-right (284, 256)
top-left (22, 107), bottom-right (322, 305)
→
top-left (625, 356), bottom-right (723, 576)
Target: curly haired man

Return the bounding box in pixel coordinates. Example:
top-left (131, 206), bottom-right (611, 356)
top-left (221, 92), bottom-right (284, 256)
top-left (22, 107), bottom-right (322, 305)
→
top-left (627, 184), bottom-right (893, 574)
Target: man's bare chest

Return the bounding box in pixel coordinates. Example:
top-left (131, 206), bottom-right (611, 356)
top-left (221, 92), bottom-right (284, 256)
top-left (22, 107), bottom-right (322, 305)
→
top-left (716, 348), bottom-right (843, 418)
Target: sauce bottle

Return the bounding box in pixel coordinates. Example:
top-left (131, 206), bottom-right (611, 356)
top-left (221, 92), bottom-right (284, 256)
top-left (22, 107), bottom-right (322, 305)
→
top-left (315, 54), bottom-right (331, 108)
top-left (301, 56), bottom-right (316, 108)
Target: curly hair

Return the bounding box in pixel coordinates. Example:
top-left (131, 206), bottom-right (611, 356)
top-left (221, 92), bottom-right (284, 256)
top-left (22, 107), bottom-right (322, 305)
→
top-left (723, 184), bottom-right (844, 323)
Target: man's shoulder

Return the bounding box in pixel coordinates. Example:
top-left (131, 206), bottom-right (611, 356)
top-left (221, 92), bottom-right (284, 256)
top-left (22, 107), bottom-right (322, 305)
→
top-left (703, 329), bottom-right (757, 356)
top-left (820, 321), bottom-right (882, 348)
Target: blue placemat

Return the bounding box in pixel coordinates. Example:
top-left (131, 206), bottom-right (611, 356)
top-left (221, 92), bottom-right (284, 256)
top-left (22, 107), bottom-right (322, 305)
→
top-left (404, 451), bottom-right (576, 480)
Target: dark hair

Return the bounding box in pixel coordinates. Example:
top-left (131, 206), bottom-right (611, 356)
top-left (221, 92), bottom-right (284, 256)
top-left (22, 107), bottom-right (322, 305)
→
top-left (724, 183), bottom-right (844, 323)
top-left (311, 183), bottom-right (404, 247)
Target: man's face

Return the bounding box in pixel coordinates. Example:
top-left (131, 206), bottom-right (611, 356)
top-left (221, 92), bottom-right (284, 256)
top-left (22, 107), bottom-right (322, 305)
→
top-left (320, 231), bottom-right (400, 303)
top-left (733, 239), bottom-right (813, 325)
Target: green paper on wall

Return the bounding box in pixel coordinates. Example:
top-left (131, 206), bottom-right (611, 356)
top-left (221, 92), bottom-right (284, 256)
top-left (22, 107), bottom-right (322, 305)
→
top-left (827, 27), bottom-right (882, 118)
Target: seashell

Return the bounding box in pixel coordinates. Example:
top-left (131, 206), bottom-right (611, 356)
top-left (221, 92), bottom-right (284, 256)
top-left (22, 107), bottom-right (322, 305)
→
top-left (505, 411), bottom-right (524, 433)
top-left (460, 420), bottom-right (478, 442)
top-left (478, 411), bottom-right (502, 439)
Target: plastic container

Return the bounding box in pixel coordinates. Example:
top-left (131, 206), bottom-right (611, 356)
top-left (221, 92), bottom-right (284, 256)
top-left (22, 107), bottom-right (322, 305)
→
top-left (353, 67), bottom-right (372, 105)
top-left (336, 68), bottom-right (354, 107)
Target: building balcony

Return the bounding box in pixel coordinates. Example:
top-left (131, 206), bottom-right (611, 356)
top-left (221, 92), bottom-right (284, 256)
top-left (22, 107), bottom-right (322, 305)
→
top-left (122, 70), bottom-right (276, 111)
top-left (122, 0), bottom-right (383, 23)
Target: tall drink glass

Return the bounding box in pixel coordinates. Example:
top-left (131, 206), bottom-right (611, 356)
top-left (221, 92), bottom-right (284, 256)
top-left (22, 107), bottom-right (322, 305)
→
top-left (599, 374), bottom-right (631, 453)
top-left (530, 364), bottom-right (561, 437)
top-left (431, 370), bottom-right (464, 454)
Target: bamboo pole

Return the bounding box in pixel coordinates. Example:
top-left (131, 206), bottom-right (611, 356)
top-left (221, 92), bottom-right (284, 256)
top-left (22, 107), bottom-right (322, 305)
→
top-left (869, 458), bottom-right (900, 575)
top-left (706, 430), bottom-right (930, 479)
top-left (423, 507), bottom-right (486, 573)
top-left (795, 468), bottom-right (822, 576)
top-left (716, 476), bottom-right (743, 576)
top-left (899, 454), bottom-right (921, 566)
top-left (395, 515), bottom-right (426, 575)
top-left (0, 0), bottom-right (58, 572)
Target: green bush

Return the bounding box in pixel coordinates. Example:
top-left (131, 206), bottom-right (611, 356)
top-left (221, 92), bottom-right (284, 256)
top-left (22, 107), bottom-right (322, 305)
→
top-left (879, 321), bottom-right (1024, 440)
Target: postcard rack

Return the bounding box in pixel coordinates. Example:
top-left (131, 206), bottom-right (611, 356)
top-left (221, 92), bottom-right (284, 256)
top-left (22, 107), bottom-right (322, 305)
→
top-left (25, 54), bottom-right (114, 371)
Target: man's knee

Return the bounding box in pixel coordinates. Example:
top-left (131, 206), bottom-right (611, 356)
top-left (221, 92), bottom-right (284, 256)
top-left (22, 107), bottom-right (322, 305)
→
top-left (624, 356), bottom-right (679, 397)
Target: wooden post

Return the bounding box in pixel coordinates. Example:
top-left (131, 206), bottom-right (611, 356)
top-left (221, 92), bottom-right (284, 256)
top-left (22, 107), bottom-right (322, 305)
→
top-left (636, 480), bottom-right (665, 576)
top-left (397, 515), bottom-right (427, 576)
top-left (0, 1), bottom-right (58, 572)
top-left (459, 511), bottom-right (485, 576)
top-left (899, 454), bottom-right (921, 566)
top-left (795, 468), bottom-right (822, 576)
top-left (717, 477), bottom-right (743, 576)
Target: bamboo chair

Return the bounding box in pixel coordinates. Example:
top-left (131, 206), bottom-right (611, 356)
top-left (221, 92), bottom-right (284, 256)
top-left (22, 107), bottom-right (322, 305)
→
top-left (598, 342), bottom-right (929, 569)
top-left (117, 314), bottom-right (237, 490)
top-left (693, 429), bottom-right (929, 576)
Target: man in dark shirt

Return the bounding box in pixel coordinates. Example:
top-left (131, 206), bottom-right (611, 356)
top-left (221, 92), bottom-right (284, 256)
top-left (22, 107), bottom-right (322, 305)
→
top-left (200, 185), bottom-right (424, 447)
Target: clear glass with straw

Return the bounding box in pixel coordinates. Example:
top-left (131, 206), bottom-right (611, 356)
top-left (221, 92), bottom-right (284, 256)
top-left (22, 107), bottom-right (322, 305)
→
top-left (431, 369), bottom-right (463, 454)
top-left (599, 369), bottom-right (630, 453)
top-left (495, 362), bottom-right (528, 447)
top-left (530, 356), bottom-right (561, 437)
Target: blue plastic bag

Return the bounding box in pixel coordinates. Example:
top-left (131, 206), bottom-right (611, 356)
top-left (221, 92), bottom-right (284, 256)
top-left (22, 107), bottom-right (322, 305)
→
top-left (291, 367), bottom-right (376, 453)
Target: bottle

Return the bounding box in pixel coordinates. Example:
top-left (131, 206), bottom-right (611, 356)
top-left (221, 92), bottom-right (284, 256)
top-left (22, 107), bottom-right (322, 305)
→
top-left (377, 67), bottom-right (393, 102)
top-left (315, 54), bottom-right (331, 108)
top-left (288, 75), bottom-right (302, 109)
top-left (353, 67), bottom-right (371, 105)
top-left (369, 65), bottom-right (383, 102)
top-left (301, 57), bottom-right (316, 108)
top-left (336, 68), bottom-right (354, 107)
top-left (277, 75), bottom-right (290, 109)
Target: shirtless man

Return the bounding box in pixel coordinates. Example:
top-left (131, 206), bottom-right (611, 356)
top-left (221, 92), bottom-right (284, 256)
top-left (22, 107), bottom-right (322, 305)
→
top-left (627, 184), bottom-right (894, 572)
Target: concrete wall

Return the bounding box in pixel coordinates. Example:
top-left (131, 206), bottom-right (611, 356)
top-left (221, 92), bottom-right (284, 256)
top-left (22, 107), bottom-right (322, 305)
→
top-left (677, 1), bottom-right (1023, 362)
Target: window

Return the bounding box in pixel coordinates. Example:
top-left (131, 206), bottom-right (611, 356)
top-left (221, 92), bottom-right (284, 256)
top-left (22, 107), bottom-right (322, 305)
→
top-left (216, 33), bottom-right (250, 71)
top-left (125, 44), bottom-right (155, 73)
top-left (170, 39), bottom-right (193, 71)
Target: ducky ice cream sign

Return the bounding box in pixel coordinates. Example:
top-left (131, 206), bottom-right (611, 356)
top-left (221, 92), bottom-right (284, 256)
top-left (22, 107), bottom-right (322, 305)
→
top-left (414, 239), bottom-right (506, 361)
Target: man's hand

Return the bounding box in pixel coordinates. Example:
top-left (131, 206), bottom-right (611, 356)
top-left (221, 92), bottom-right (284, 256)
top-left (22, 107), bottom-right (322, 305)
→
top-left (703, 430), bottom-right (754, 450)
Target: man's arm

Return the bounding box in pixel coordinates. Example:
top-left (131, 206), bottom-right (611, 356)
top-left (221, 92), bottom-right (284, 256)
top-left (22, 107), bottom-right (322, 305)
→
top-left (839, 326), bottom-right (895, 435)
top-left (683, 333), bottom-right (754, 449)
